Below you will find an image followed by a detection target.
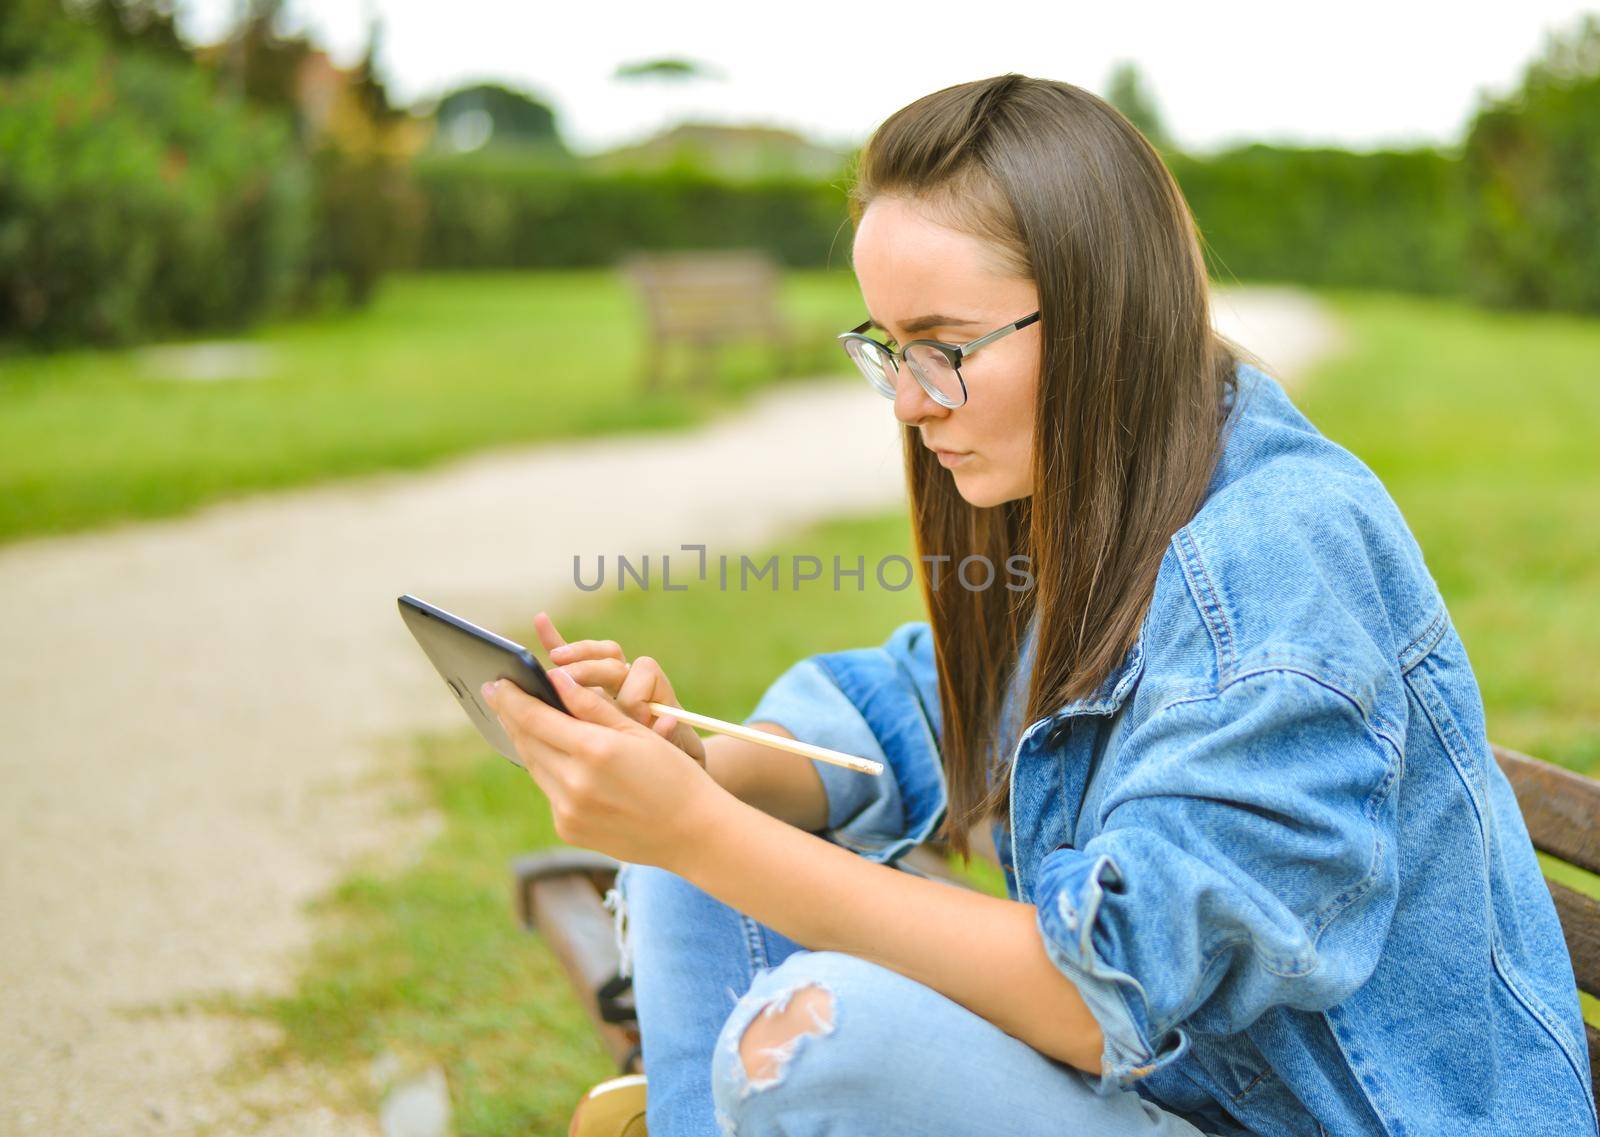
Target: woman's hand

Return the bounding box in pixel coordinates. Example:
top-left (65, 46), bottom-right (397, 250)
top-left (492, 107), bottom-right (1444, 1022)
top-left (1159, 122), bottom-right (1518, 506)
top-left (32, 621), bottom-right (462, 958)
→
top-left (532, 611), bottom-right (708, 770)
top-left (482, 666), bottom-right (723, 869)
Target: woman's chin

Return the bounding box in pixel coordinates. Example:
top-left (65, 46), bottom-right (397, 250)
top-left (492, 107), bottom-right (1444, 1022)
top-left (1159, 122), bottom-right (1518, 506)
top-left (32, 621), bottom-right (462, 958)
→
top-left (952, 469), bottom-right (1030, 508)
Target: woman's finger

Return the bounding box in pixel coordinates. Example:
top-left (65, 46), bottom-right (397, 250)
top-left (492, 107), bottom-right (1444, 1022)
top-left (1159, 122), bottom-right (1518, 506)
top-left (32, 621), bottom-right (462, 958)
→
top-left (517, 735), bottom-right (562, 796)
top-left (554, 657), bottom-right (630, 695)
top-left (484, 676), bottom-right (605, 755)
top-left (617, 660), bottom-right (705, 766)
top-left (636, 655), bottom-right (684, 703)
top-left (493, 696), bottom-right (581, 788)
top-left (548, 638), bottom-right (627, 665)
top-left (616, 656), bottom-right (663, 723)
top-left (546, 668), bottom-right (641, 732)
top-left (533, 611), bottom-right (568, 654)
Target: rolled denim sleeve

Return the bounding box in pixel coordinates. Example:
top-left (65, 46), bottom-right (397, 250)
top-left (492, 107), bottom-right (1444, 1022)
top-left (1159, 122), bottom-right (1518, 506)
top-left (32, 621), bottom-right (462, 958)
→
top-left (1034, 669), bottom-right (1403, 1094)
top-left (743, 620), bottom-right (947, 865)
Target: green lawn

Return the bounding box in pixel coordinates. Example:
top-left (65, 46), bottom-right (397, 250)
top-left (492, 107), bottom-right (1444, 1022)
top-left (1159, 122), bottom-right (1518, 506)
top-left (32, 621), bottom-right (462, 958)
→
top-left (222, 287), bottom-right (1596, 1133)
top-left (0, 270), bottom-right (864, 546)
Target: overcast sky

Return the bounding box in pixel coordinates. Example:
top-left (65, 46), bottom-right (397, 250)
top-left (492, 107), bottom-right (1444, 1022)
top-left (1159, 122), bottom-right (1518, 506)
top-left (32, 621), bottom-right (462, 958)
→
top-left (176, 0), bottom-right (1597, 155)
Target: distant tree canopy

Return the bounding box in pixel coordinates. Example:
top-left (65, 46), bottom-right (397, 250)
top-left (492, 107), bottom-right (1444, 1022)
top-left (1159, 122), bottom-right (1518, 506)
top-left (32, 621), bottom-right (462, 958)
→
top-left (1461, 13), bottom-right (1600, 312)
top-left (7, 1), bottom-right (1600, 349)
top-left (613, 57), bottom-right (722, 82)
top-left (1104, 59), bottom-right (1172, 151)
top-left (435, 82), bottom-right (567, 153)
top-left (0, 0), bottom-right (420, 344)
top-left (1, 0), bottom-right (186, 72)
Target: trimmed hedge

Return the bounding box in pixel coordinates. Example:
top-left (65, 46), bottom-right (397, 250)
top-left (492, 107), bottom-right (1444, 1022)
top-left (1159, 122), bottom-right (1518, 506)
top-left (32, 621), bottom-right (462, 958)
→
top-left (1170, 145), bottom-right (1470, 296)
top-left (412, 144), bottom-right (1475, 294)
top-left (415, 154), bottom-right (851, 269)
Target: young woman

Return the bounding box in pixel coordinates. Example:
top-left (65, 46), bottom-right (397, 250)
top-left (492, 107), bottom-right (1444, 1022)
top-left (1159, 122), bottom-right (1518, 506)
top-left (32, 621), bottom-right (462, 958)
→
top-left (484, 75), bottom-right (1597, 1137)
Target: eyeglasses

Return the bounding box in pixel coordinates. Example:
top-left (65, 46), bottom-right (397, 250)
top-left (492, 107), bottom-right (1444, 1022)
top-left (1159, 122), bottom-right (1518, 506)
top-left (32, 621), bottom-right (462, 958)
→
top-left (837, 310), bottom-right (1041, 409)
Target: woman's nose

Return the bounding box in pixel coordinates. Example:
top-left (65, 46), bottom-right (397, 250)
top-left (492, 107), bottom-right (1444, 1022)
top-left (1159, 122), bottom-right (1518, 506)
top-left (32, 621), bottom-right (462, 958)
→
top-left (892, 364), bottom-right (949, 426)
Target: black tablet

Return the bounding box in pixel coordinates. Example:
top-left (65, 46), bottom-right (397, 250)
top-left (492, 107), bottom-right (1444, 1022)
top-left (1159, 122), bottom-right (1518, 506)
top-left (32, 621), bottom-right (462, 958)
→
top-left (397, 594), bottom-right (570, 767)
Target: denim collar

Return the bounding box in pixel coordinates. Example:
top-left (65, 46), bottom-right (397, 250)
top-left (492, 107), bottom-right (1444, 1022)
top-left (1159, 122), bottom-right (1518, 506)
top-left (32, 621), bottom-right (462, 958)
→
top-left (1047, 635), bottom-right (1146, 720)
top-left (1014, 616), bottom-right (1147, 727)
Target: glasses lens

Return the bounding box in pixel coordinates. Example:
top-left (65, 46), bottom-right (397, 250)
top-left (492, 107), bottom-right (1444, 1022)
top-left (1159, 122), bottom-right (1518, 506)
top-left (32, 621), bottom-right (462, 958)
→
top-left (905, 344), bottom-right (965, 407)
top-left (843, 338), bottom-right (897, 399)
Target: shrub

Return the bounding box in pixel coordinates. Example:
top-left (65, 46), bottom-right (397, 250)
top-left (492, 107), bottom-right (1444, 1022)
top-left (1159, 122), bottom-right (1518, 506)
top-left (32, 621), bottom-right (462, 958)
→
top-left (0, 46), bottom-right (309, 345)
top-left (415, 155), bottom-right (850, 270)
top-left (1170, 144), bottom-right (1469, 295)
top-left (1461, 15), bottom-right (1600, 313)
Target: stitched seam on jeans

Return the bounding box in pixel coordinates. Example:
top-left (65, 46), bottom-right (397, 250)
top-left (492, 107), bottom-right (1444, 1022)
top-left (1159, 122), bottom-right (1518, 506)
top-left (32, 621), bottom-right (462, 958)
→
top-left (741, 914), bottom-right (768, 972)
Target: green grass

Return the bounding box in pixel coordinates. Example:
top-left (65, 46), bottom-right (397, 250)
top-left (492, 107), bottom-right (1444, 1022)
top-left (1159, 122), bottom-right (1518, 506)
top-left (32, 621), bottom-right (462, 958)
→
top-left (228, 288), bottom-right (1598, 1132)
top-left (0, 270), bottom-right (865, 546)
top-left (237, 729), bottom-right (615, 1132)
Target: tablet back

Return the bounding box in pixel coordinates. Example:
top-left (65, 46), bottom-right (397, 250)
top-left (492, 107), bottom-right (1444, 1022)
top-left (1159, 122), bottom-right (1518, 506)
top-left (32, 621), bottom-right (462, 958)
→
top-left (398, 594), bottom-right (569, 766)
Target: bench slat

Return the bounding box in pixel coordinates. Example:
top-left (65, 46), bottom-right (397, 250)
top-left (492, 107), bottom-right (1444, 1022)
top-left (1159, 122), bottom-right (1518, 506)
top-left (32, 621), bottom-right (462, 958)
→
top-left (1494, 745), bottom-right (1600, 876)
top-left (1549, 880), bottom-right (1600, 999)
top-left (525, 873), bottom-right (641, 1073)
top-left (1589, 1023), bottom-right (1600, 1108)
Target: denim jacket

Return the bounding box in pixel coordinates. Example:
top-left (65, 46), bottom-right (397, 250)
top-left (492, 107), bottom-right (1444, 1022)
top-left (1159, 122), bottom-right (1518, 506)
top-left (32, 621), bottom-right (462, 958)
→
top-left (743, 364), bottom-right (1598, 1137)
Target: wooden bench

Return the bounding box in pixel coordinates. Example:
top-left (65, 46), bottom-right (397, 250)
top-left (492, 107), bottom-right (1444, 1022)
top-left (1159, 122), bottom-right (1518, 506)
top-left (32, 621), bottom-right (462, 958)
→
top-left (620, 249), bottom-right (796, 392)
top-left (512, 744), bottom-right (1600, 1099)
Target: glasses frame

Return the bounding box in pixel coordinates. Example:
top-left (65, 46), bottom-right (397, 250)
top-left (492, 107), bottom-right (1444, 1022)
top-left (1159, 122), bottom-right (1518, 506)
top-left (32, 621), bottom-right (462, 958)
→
top-left (837, 310), bottom-right (1041, 408)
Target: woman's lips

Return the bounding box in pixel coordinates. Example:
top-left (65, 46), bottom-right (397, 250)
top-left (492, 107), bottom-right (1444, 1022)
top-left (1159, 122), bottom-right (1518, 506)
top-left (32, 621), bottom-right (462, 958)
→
top-left (934, 449), bottom-right (972, 468)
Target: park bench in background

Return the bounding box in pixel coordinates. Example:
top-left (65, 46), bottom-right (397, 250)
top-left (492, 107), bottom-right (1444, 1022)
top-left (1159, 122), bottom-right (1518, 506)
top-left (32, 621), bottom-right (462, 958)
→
top-left (512, 744), bottom-right (1600, 1099)
top-left (620, 249), bottom-right (796, 392)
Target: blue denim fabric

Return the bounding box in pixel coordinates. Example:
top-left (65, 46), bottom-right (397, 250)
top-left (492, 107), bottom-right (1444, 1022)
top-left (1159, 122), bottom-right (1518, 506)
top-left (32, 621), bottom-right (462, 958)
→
top-left (742, 363), bottom-right (1598, 1137)
top-left (614, 860), bottom-right (1228, 1136)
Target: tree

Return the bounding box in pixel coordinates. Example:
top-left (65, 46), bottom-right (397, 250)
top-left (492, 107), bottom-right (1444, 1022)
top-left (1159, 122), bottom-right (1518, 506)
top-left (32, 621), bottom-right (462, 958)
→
top-left (220, 0), bottom-right (310, 108)
top-left (0, 0), bottom-right (187, 73)
top-left (1104, 60), bottom-right (1173, 152)
top-left (1462, 13), bottom-right (1600, 312)
top-left (435, 82), bottom-right (567, 153)
top-left (613, 57), bottom-right (723, 82)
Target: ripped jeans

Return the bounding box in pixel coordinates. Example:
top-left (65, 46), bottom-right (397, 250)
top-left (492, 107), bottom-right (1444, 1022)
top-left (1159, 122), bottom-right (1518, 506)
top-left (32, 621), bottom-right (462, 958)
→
top-left (606, 860), bottom-right (1224, 1137)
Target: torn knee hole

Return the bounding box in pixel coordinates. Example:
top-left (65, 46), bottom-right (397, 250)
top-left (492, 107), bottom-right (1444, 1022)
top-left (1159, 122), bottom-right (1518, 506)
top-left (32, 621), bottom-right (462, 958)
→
top-left (737, 982), bottom-right (835, 1086)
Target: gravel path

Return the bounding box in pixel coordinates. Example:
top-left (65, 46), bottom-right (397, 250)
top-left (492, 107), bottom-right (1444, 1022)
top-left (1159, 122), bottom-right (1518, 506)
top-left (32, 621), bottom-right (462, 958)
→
top-left (0, 286), bottom-right (1343, 1134)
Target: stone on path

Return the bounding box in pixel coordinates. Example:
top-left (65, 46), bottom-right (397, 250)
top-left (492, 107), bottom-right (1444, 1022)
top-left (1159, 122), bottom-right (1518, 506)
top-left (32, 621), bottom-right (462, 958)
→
top-left (378, 1066), bottom-right (452, 1137)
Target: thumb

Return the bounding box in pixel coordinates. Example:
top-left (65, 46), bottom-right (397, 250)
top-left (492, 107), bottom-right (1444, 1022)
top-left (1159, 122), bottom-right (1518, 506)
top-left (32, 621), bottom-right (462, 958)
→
top-left (550, 667), bottom-right (638, 731)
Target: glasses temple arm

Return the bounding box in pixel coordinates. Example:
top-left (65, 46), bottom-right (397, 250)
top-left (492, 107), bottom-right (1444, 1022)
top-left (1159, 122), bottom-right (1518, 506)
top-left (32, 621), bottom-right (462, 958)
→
top-left (961, 312), bottom-right (1040, 356)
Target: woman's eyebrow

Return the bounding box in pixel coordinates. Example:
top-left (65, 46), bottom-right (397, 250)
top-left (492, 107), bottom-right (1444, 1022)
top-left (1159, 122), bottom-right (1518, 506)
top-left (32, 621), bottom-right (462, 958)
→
top-left (868, 314), bottom-right (980, 335)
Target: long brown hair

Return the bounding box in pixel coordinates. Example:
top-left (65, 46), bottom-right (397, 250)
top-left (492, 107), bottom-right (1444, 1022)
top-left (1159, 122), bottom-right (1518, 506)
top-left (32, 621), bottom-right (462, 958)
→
top-left (847, 74), bottom-right (1252, 861)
